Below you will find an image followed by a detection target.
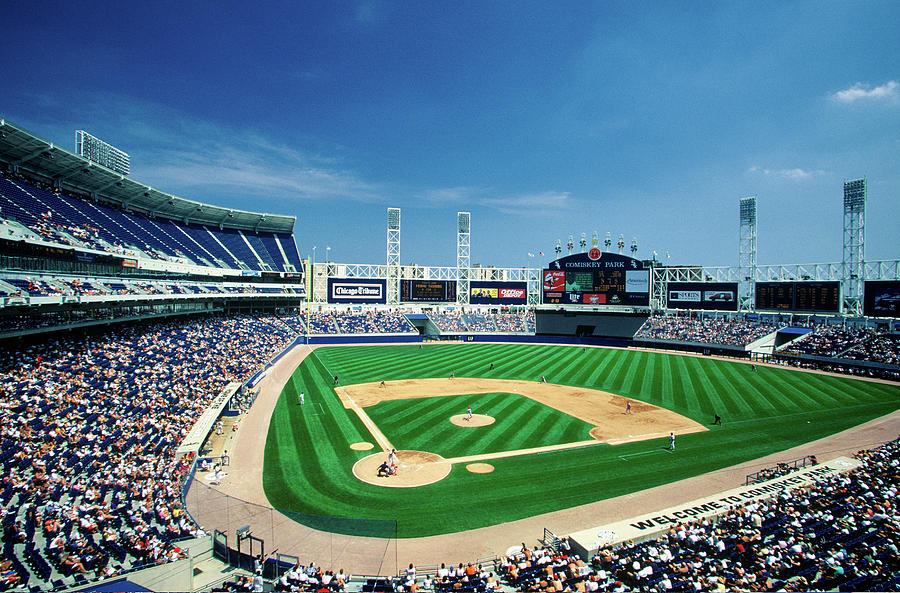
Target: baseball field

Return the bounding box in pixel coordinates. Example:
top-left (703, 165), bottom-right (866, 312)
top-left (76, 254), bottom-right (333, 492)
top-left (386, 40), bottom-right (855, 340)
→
top-left (262, 343), bottom-right (899, 538)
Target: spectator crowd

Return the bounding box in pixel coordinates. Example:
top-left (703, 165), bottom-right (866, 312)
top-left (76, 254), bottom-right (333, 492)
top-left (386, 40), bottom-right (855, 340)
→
top-left (0, 314), bottom-right (296, 590)
top-left (636, 315), bottom-right (787, 348)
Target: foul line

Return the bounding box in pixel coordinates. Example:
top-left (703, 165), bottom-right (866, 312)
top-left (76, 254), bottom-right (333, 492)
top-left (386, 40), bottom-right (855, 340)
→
top-left (341, 388), bottom-right (395, 453)
top-left (443, 439), bottom-right (602, 465)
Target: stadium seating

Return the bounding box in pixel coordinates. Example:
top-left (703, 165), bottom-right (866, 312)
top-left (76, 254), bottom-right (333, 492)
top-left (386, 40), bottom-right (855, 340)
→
top-left (635, 315), bottom-right (787, 347)
top-left (561, 438), bottom-right (900, 592)
top-left (0, 172), bottom-right (303, 272)
top-left (0, 314), bottom-right (297, 588)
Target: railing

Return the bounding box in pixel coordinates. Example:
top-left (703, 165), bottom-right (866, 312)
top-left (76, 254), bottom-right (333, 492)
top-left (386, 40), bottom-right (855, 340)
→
top-left (745, 455), bottom-right (816, 485)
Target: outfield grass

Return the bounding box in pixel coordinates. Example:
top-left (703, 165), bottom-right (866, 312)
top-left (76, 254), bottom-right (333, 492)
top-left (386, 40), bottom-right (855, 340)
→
top-left (262, 344), bottom-right (899, 537)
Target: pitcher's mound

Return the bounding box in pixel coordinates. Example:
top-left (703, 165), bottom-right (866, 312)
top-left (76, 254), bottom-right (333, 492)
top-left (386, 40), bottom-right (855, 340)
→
top-left (353, 450), bottom-right (450, 488)
top-left (450, 414), bottom-right (495, 427)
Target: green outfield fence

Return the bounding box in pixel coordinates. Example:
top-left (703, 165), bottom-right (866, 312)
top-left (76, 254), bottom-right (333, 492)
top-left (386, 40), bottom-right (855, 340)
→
top-left (185, 478), bottom-right (399, 577)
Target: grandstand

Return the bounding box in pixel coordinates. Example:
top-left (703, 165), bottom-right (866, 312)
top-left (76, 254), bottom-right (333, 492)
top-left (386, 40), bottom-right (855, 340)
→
top-left (0, 118), bottom-right (898, 592)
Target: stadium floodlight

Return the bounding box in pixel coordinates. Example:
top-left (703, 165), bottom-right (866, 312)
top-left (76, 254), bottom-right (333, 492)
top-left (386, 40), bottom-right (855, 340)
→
top-left (739, 196), bottom-right (757, 225)
top-left (75, 130), bottom-right (130, 175)
top-left (739, 195), bottom-right (758, 312)
top-left (843, 178), bottom-right (866, 209)
top-left (842, 179), bottom-right (866, 315)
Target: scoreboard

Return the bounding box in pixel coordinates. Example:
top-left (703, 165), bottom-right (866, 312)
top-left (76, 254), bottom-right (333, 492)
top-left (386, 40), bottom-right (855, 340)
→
top-left (542, 251), bottom-right (650, 306)
top-left (755, 281), bottom-right (840, 312)
top-left (400, 279), bottom-right (457, 302)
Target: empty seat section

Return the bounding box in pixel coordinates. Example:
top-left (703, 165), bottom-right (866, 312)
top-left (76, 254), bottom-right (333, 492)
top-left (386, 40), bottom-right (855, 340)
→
top-left (0, 177), bottom-right (49, 223)
top-left (90, 203), bottom-right (174, 256)
top-left (212, 227), bottom-right (260, 269)
top-left (245, 233), bottom-right (280, 271)
top-left (259, 234), bottom-right (289, 271)
top-left (182, 225), bottom-right (236, 267)
top-left (277, 233), bottom-right (304, 271)
top-left (152, 219), bottom-right (218, 265)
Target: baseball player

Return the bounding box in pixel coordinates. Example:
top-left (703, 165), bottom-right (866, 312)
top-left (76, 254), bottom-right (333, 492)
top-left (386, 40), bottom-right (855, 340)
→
top-left (299, 392), bottom-right (305, 405)
top-left (625, 401), bottom-right (632, 415)
top-left (466, 405), bottom-right (472, 421)
top-left (669, 432), bottom-right (676, 451)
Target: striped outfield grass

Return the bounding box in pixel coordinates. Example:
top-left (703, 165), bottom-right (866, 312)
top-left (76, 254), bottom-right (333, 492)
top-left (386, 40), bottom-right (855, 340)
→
top-left (262, 343), bottom-right (900, 538)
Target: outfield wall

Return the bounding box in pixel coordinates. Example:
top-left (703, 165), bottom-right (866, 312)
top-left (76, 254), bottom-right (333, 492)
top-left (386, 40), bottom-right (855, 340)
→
top-left (536, 310), bottom-right (649, 338)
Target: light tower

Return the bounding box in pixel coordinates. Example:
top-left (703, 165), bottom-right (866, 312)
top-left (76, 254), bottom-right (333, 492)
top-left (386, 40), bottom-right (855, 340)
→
top-left (554, 239), bottom-right (562, 257)
top-left (617, 234), bottom-right (625, 255)
top-left (567, 235), bottom-right (574, 255)
top-left (579, 233), bottom-right (587, 253)
top-left (591, 231), bottom-right (599, 249)
top-left (842, 179), bottom-right (866, 316)
top-left (739, 196), bottom-right (758, 312)
top-left (604, 232), bottom-right (612, 252)
top-left (630, 237), bottom-right (638, 257)
top-left (387, 208), bottom-right (401, 304)
top-left (457, 212), bottom-right (471, 304)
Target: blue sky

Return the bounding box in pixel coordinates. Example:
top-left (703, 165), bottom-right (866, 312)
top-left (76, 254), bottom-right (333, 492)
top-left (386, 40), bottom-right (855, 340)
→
top-left (3, 1), bottom-right (898, 269)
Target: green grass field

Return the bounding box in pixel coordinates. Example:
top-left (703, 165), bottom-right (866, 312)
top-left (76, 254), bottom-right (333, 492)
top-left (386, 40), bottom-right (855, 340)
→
top-left (262, 343), bottom-right (899, 537)
top-left (365, 393), bottom-right (595, 458)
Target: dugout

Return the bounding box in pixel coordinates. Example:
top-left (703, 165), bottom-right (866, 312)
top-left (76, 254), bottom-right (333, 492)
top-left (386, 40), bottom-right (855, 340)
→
top-left (536, 310), bottom-right (649, 340)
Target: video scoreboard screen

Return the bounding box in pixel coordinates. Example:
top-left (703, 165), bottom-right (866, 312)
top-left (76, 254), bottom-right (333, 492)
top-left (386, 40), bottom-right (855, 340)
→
top-left (400, 279), bottom-right (457, 302)
top-left (542, 252), bottom-right (650, 306)
top-left (755, 281), bottom-right (840, 312)
top-left (667, 282), bottom-right (738, 311)
top-left (864, 281), bottom-right (900, 318)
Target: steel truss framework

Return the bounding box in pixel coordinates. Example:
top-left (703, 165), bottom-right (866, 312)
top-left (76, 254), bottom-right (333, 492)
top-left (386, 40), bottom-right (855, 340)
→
top-left (456, 212), bottom-right (470, 305)
top-left (307, 260), bottom-right (900, 312)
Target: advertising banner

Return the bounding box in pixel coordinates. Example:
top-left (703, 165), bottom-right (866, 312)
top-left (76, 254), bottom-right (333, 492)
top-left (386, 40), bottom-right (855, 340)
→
top-left (667, 282), bottom-right (738, 311)
top-left (470, 282), bottom-right (527, 304)
top-left (327, 278), bottom-right (387, 304)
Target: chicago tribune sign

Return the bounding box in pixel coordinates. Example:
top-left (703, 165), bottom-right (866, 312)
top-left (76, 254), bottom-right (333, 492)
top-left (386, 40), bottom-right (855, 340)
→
top-left (327, 279), bottom-right (387, 304)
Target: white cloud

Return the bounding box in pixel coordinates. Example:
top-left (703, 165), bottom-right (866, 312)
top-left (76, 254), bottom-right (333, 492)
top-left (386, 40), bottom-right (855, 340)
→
top-left (831, 80), bottom-right (898, 104)
top-left (748, 166), bottom-right (827, 180)
top-left (481, 191), bottom-right (573, 214)
top-left (49, 92), bottom-right (383, 203)
top-left (416, 187), bottom-right (574, 216)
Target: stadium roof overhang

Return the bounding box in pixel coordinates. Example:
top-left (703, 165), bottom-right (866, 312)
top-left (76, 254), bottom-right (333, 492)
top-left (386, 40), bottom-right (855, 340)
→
top-left (0, 119), bottom-right (295, 234)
